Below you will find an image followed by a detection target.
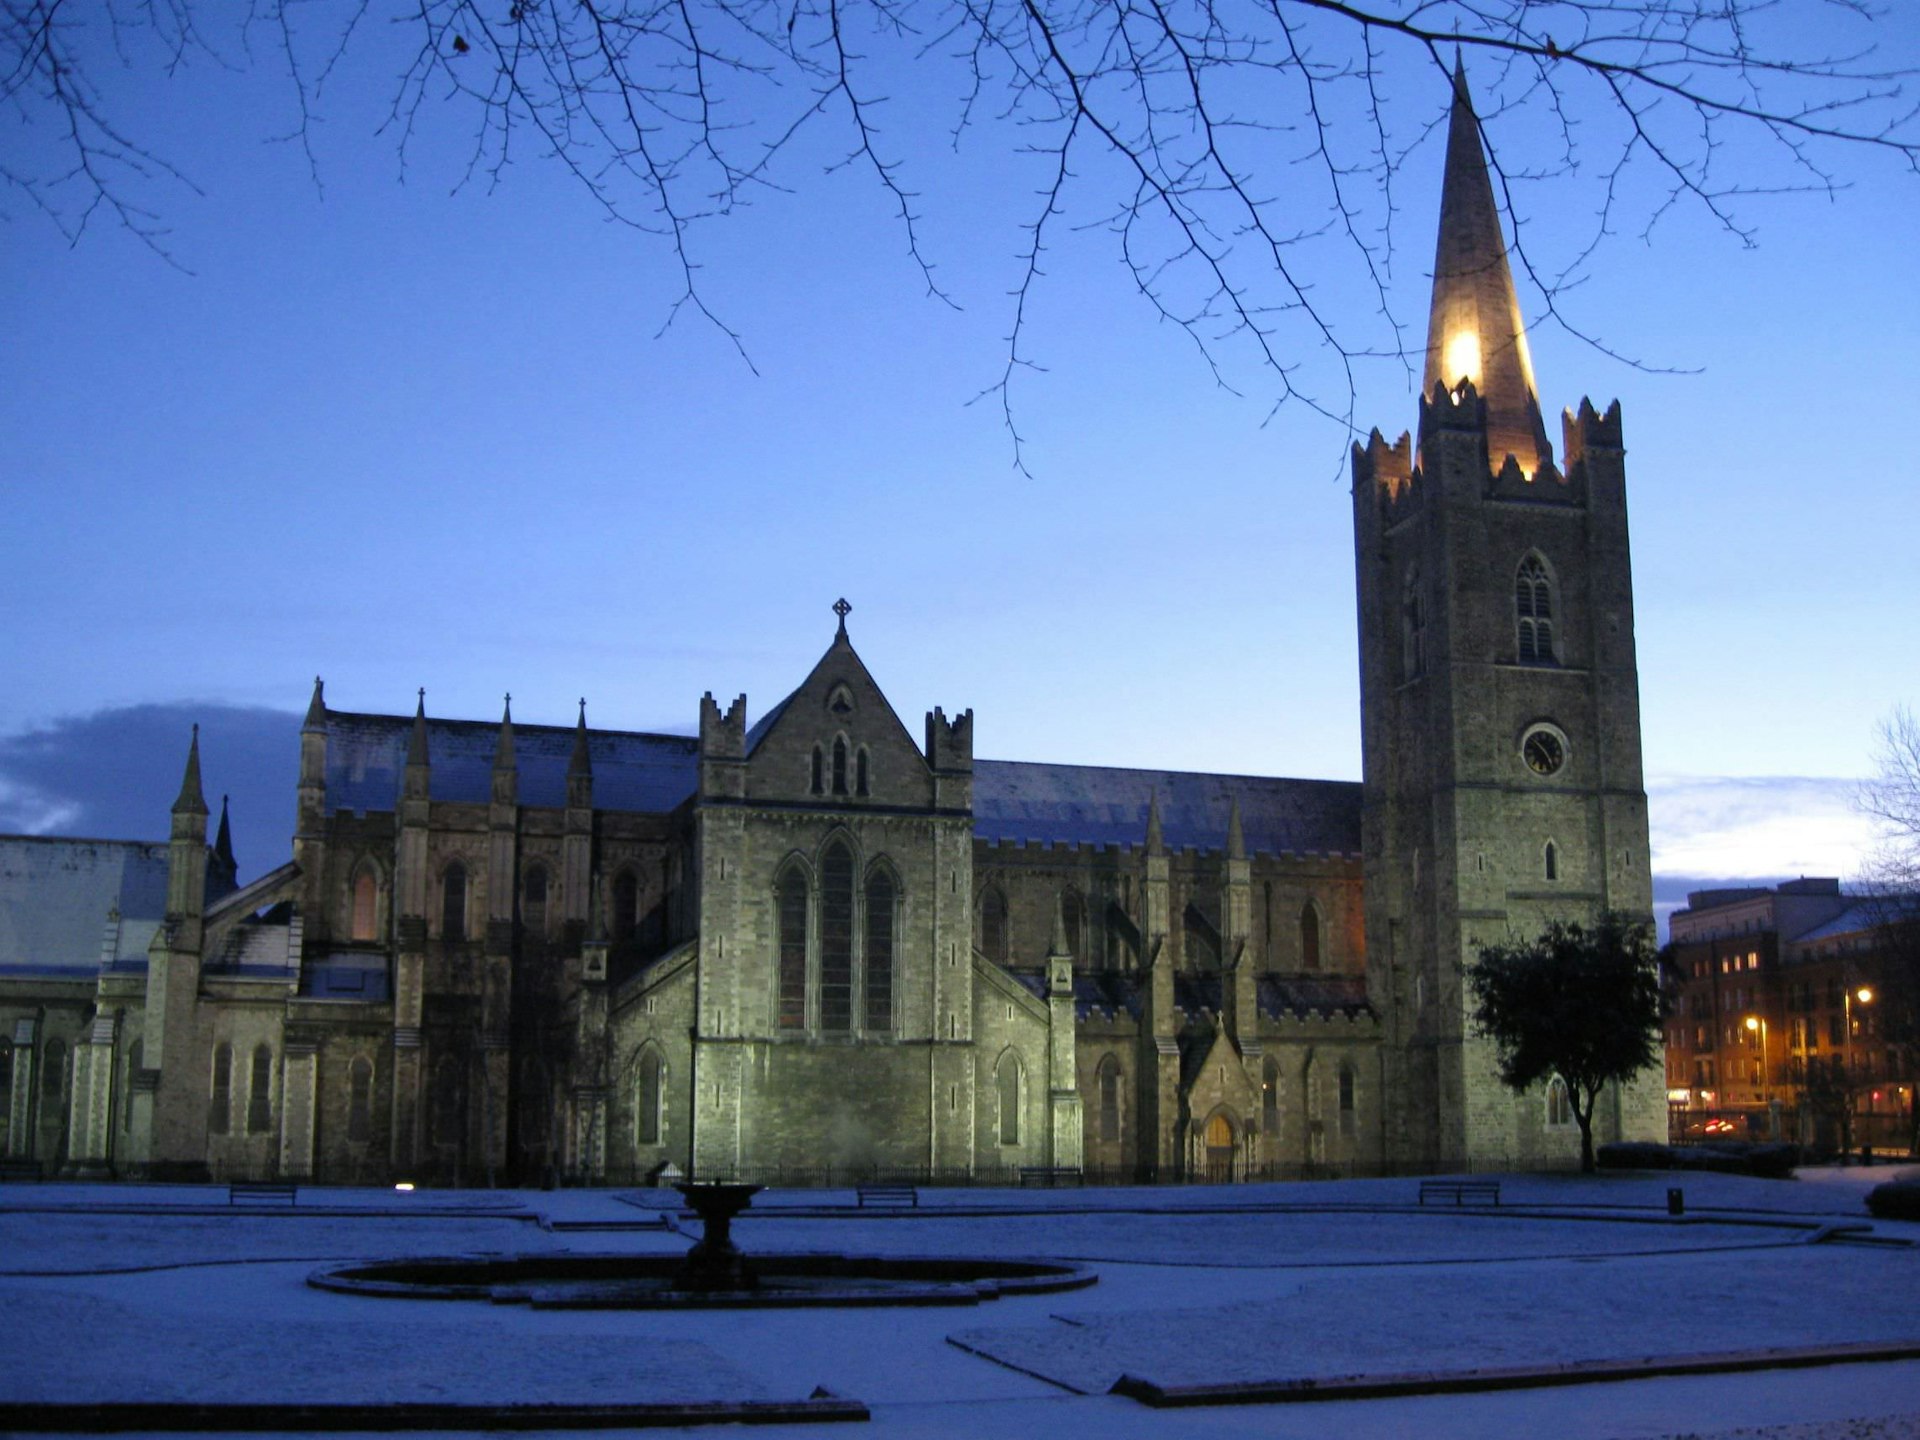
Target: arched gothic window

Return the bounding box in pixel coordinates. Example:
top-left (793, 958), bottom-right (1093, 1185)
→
top-left (431, 1056), bottom-right (462, 1147)
top-left (1546, 1075), bottom-right (1573, 1128)
top-left (856, 747), bottom-right (870, 797)
top-left (347, 1056), bottom-right (373, 1142)
top-left (43, 1038), bottom-right (66, 1103)
top-left (636, 1049), bottom-right (664, 1145)
top-left (1402, 564), bottom-right (1426, 681)
top-left (522, 865), bottom-right (549, 938)
top-left (1338, 1063), bottom-right (1357, 1138)
top-left (996, 1052), bottom-right (1022, 1146)
top-left (864, 869), bottom-right (895, 1033)
top-left (820, 841), bottom-right (854, 1032)
top-left (980, 887), bottom-right (1009, 963)
top-left (777, 868), bottom-right (808, 1031)
top-left (832, 738), bottom-right (849, 796)
top-left (1544, 841), bottom-right (1559, 882)
top-left (441, 862), bottom-right (467, 942)
top-left (810, 745), bottom-right (824, 795)
top-left (612, 870), bottom-right (639, 944)
top-left (1300, 903), bottom-right (1322, 971)
top-left (1097, 1053), bottom-right (1122, 1143)
top-left (247, 1043), bottom-right (273, 1135)
top-left (1516, 556), bottom-right (1557, 664)
top-left (209, 1043), bottom-right (233, 1135)
top-left (351, 867), bottom-right (379, 941)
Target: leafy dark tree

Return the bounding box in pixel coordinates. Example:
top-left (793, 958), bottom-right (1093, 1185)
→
top-left (1466, 913), bottom-right (1664, 1172)
top-left (4, 2), bottom-right (1917, 453)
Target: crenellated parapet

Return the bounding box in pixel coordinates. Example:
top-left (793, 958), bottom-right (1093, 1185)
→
top-left (1487, 446), bottom-right (1578, 505)
top-left (925, 706), bottom-right (973, 773)
top-left (697, 691), bottom-right (747, 802)
top-left (1562, 398), bottom-right (1625, 488)
top-left (1352, 427), bottom-right (1421, 529)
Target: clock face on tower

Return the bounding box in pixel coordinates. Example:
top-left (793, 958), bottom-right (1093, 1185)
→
top-left (1521, 724), bottom-right (1567, 777)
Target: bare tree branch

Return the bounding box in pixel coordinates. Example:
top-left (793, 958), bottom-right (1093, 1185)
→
top-left (6, 0), bottom-right (1915, 452)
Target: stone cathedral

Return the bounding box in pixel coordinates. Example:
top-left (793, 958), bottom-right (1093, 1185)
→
top-left (2, 71), bottom-right (1666, 1185)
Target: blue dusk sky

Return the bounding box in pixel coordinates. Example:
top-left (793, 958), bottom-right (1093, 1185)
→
top-left (2, 4), bottom-right (1916, 919)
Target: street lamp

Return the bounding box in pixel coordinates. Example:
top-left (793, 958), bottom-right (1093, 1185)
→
top-left (1745, 1015), bottom-right (1770, 1106)
top-left (1846, 985), bottom-right (1876, 1123)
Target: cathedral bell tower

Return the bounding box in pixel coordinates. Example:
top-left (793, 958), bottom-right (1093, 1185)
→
top-left (1352, 63), bottom-right (1663, 1169)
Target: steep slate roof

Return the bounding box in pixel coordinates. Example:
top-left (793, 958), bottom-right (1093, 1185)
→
top-left (0, 836), bottom-right (169, 977)
top-left (973, 760), bottom-right (1361, 855)
top-left (324, 714), bottom-right (698, 814)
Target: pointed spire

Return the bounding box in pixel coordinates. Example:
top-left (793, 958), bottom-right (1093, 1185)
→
top-left (1423, 62), bottom-right (1551, 473)
top-left (1145, 791), bottom-right (1164, 855)
top-left (173, 724), bottom-right (208, 816)
top-left (494, 693), bottom-right (516, 768)
top-left (214, 795), bottom-right (235, 868)
top-left (1226, 795), bottom-right (1245, 860)
top-left (303, 676), bottom-right (326, 732)
top-left (569, 698), bottom-right (592, 777)
top-left (408, 689), bottom-right (429, 767)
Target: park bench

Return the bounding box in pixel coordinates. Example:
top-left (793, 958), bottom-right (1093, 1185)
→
top-left (855, 1185), bottom-right (919, 1209)
top-left (228, 1180), bottom-right (298, 1205)
top-left (1018, 1167), bottom-right (1084, 1188)
top-left (0, 1158), bottom-right (44, 1183)
top-left (1418, 1179), bottom-right (1500, 1207)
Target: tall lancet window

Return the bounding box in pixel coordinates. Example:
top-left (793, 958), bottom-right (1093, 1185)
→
top-left (1516, 556), bottom-right (1557, 664)
top-left (1402, 564), bottom-right (1426, 681)
top-left (441, 862), bottom-right (467, 942)
top-left (864, 869), bottom-right (895, 1033)
top-left (820, 842), bottom-right (854, 1032)
top-left (777, 869), bottom-right (808, 1031)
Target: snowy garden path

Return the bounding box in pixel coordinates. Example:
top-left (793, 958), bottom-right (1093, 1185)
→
top-left (1, 1167), bottom-right (1916, 1437)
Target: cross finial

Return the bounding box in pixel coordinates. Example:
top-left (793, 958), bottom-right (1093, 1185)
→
top-left (833, 597), bottom-right (851, 637)
top-left (418, 687), bottom-right (425, 700)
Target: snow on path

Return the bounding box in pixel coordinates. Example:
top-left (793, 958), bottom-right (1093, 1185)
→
top-left (948, 1245), bottom-right (1920, 1394)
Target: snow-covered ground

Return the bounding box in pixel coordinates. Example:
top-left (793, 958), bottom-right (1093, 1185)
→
top-left (2, 1166), bottom-right (1916, 1437)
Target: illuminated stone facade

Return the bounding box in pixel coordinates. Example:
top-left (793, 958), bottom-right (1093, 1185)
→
top-left (0, 69), bottom-right (1662, 1185)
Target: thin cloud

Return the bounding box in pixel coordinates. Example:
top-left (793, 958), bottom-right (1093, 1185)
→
top-left (0, 704), bottom-right (299, 881)
top-left (1648, 774), bottom-right (1871, 881)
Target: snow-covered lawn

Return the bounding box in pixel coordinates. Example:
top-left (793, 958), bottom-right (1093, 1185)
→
top-left (2, 1167), bottom-right (1916, 1437)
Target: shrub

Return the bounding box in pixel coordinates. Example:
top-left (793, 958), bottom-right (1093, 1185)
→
top-left (1597, 1142), bottom-right (1671, 1171)
top-left (1595, 1141), bottom-right (1799, 1178)
top-left (1865, 1179), bottom-right (1920, 1221)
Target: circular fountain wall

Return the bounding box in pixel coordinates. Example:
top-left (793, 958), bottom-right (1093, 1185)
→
top-left (308, 1251), bottom-right (1097, 1309)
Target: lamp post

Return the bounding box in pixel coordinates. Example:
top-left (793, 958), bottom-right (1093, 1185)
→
top-left (1845, 986), bottom-right (1875, 1075)
top-left (1846, 985), bottom-right (1876, 1149)
top-left (1745, 1015), bottom-right (1770, 1107)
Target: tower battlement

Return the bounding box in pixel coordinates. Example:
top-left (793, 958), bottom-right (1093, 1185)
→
top-left (699, 692), bottom-right (748, 758)
top-left (925, 706), bottom-right (974, 773)
top-left (1563, 397), bottom-right (1625, 465)
top-left (1353, 428), bottom-right (1420, 527)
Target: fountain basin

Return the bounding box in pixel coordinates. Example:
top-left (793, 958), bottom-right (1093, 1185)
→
top-left (309, 1251), bottom-right (1097, 1309)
